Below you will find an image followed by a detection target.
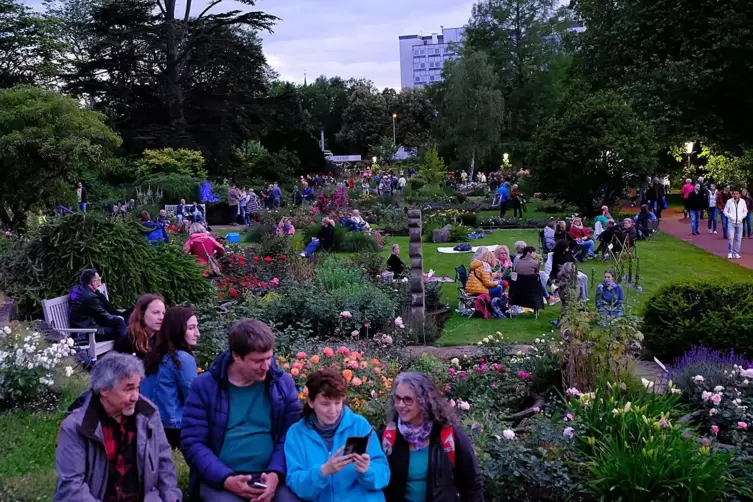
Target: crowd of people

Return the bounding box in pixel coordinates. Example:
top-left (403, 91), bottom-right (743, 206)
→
top-left (54, 306), bottom-right (484, 502)
top-left (682, 178), bottom-right (750, 259)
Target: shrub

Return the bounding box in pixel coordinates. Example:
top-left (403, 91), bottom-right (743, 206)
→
top-left (642, 282), bottom-right (753, 359)
top-left (317, 256), bottom-right (366, 291)
top-left (137, 148), bottom-right (207, 179)
top-left (301, 224), bottom-right (381, 253)
top-left (0, 323), bottom-right (76, 410)
top-left (349, 252), bottom-right (386, 276)
top-left (135, 174), bottom-right (202, 205)
top-left (0, 213), bottom-right (212, 316)
top-left (669, 345), bottom-right (753, 393)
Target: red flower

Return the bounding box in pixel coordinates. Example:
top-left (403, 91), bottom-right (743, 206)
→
top-left (363, 323), bottom-right (370, 328)
top-left (229, 289), bottom-right (239, 298)
top-left (264, 256), bottom-right (273, 263)
top-left (279, 255), bottom-right (287, 260)
top-left (238, 256), bottom-right (245, 265)
top-left (253, 256), bottom-right (260, 261)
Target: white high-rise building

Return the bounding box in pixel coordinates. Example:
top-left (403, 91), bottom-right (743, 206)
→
top-left (399, 27), bottom-right (465, 89)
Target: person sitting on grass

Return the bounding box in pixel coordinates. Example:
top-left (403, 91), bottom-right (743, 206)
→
top-left (387, 244), bottom-right (405, 277)
top-left (550, 240), bottom-right (589, 302)
top-left (595, 270), bottom-right (624, 319)
top-left (512, 241), bottom-right (528, 264)
top-left (140, 211), bottom-right (170, 245)
top-left (303, 218), bottom-right (336, 258)
top-left (621, 218), bottom-right (638, 243)
top-left (53, 353), bottom-right (181, 502)
top-left (277, 217), bottom-right (296, 236)
top-left (69, 268), bottom-right (127, 343)
top-left (554, 221), bottom-right (580, 260)
top-left (349, 210), bottom-right (370, 231)
top-left (633, 204), bottom-right (656, 239)
top-left (185, 222), bottom-right (225, 266)
top-left (284, 369), bottom-right (389, 502)
top-left (465, 249), bottom-right (502, 299)
top-left (543, 219), bottom-right (557, 253)
top-left (568, 217), bottom-right (596, 259)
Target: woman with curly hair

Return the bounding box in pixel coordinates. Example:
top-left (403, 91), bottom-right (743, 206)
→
top-left (141, 307), bottom-right (199, 448)
top-left (381, 372), bottom-right (484, 502)
top-left (113, 294), bottom-right (165, 360)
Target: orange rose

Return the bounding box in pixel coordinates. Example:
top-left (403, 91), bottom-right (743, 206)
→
top-left (342, 369), bottom-right (353, 382)
top-left (371, 359), bottom-right (380, 367)
top-left (310, 355), bottom-right (320, 364)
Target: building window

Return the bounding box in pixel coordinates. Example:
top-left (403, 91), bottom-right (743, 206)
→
top-left (429, 76), bottom-right (434, 81)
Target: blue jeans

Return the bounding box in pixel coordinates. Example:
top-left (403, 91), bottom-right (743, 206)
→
top-left (304, 239), bottom-right (320, 257)
top-left (746, 213), bottom-right (752, 238)
top-left (579, 240), bottom-right (595, 256)
top-left (728, 222), bottom-right (743, 255)
top-left (488, 285), bottom-right (503, 299)
top-left (539, 271), bottom-right (550, 299)
top-left (721, 213), bottom-right (729, 236)
top-left (690, 209), bottom-right (701, 234)
top-left (707, 207), bottom-right (717, 231)
top-left (78, 202), bottom-right (87, 212)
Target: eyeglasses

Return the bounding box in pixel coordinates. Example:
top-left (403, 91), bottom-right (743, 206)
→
top-left (392, 395), bottom-right (415, 406)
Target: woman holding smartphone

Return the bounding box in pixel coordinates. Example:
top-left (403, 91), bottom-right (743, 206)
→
top-left (284, 369), bottom-right (390, 502)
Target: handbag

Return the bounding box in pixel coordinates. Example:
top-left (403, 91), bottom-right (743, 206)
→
top-left (199, 240), bottom-right (222, 278)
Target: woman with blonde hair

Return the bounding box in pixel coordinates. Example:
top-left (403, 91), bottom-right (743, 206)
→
top-left (113, 294), bottom-right (166, 360)
top-left (493, 245), bottom-right (513, 280)
top-left (184, 222), bottom-right (225, 266)
top-left (465, 249), bottom-right (502, 299)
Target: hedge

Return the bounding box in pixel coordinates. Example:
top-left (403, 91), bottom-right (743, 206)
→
top-left (642, 281), bottom-right (753, 360)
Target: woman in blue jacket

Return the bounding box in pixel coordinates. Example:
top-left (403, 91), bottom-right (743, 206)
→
top-left (595, 270), bottom-right (624, 319)
top-left (285, 369), bottom-right (390, 502)
top-left (141, 306), bottom-right (200, 448)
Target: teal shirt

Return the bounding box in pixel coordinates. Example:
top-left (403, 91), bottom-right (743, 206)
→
top-left (219, 382), bottom-right (274, 473)
top-left (405, 447), bottom-right (429, 502)
top-left (594, 215), bottom-right (609, 228)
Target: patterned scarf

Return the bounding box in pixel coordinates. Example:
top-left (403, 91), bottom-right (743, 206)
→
top-left (397, 418), bottom-right (433, 448)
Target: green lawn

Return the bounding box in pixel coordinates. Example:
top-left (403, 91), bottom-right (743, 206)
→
top-left (379, 231), bottom-right (753, 346)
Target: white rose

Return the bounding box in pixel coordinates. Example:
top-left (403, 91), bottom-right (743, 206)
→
top-left (2, 326), bottom-right (11, 335)
top-left (741, 369), bottom-right (753, 378)
top-left (714, 385), bottom-right (725, 393)
top-left (65, 366), bottom-right (74, 378)
top-left (67, 338), bottom-right (75, 347)
top-left (693, 375), bottom-right (705, 384)
top-left (502, 429), bottom-right (516, 440)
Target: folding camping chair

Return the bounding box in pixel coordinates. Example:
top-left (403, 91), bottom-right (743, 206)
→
top-left (454, 264), bottom-right (479, 317)
top-left (608, 230), bottom-right (635, 268)
top-left (644, 219), bottom-right (660, 241)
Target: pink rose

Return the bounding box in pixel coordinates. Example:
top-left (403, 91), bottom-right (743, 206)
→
top-left (738, 422), bottom-right (748, 430)
top-left (711, 425), bottom-right (719, 436)
top-left (711, 394), bottom-right (722, 406)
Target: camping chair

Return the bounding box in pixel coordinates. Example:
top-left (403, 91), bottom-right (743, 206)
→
top-left (508, 274), bottom-right (544, 319)
top-left (644, 219), bottom-right (660, 241)
top-left (454, 264), bottom-right (479, 317)
top-left (608, 230), bottom-right (635, 267)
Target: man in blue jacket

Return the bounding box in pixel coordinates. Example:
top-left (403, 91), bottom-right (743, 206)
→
top-left (497, 181), bottom-right (510, 218)
top-left (181, 319), bottom-right (302, 502)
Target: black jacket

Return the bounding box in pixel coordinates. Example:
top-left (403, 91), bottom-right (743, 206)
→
top-left (112, 332), bottom-right (153, 360)
top-left (687, 190), bottom-right (707, 211)
top-left (68, 285), bottom-right (121, 330)
top-left (387, 254), bottom-right (405, 276)
top-left (383, 424), bottom-right (484, 502)
top-left (550, 251), bottom-right (575, 282)
top-left (317, 225), bottom-right (335, 251)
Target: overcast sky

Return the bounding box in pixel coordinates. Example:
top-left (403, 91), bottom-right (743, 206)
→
top-left (23, 0), bottom-right (477, 89)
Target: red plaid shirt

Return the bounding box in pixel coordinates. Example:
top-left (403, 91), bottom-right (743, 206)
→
top-left (101, 413), bottom-right (142, 502)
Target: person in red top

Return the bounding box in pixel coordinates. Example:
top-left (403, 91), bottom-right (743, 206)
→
top-left (569, 217), bottom-right (596, 259)
top-left (681, 178), bottom-right (694, 218)
top-left (184, 223), bottom-right (225, 265)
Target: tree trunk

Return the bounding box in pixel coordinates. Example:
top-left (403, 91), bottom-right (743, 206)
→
top-left (164, 15), bottom-right (187, 131)
top-left (469, 149), bottom-right (476, 181)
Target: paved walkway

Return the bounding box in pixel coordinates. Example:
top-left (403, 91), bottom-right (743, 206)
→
top-left (657, 208), bottom-right (753, 270)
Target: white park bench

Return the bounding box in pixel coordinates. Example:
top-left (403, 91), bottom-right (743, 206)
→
top-left (165, 204), bottom-right (206, 216)
top-left (41, 284), bottom-right (116, 361)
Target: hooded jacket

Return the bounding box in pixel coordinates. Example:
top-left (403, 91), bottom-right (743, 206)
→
top-left (184, 232), bottom-right (225, 265)
top-left (284, 408), bottom-right (390, 502)
top-left (53, 391), bottom-right (181, 502)
top-left (180, 351), bottom-right (302, 490)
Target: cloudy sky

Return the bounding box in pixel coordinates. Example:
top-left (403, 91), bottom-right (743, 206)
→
top-left (23, 0), bottom-right (477, 89)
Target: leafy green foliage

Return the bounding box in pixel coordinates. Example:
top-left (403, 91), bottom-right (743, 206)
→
top-left (136, 148), bottom-right (207, 179)
top-left (0, 213), bottom-right (212, 316)
top-left (417, 146), bottom-right (447, 186)
top-left (0, 85), bottom-right (121, 229)
top-left (368, 136), bottom-right (397, 165)
top-left (642, 281), bottom-right (753, 360)
top-left (337, 84), bottom-right (390, 156)
top-left (530, 90), bottom-right (657, 215)
top-left (135, 174), bottom-right (202, 204)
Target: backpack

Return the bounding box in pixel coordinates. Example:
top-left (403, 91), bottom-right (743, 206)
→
top-left (382, 423), bottom-right (456, 468)
top-left (453, 242), bottom-right (472, 252)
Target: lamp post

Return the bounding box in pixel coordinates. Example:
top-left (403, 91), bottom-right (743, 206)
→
top-left (372, 156), bottom-right (377, 164)
top-left (392, 113), bottom-right (398, 147)
top-left (685, 141), bottom-right (694, 174)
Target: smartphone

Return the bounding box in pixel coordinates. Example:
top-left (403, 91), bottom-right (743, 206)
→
top-left (247, 476), bottom-right (268, 489)
top-left (344, 429), bottom-right (372, 455)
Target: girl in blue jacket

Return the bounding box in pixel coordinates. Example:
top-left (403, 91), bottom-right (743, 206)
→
top-left (285, 369), bottom-right (390, 502)
top-left (141, 306), bottom-right (200, 448)
top-left (595, 270), bottom-right (624, 319)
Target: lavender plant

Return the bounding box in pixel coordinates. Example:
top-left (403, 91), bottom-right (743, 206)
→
top-left (669, 345), bottom-right (753, 392)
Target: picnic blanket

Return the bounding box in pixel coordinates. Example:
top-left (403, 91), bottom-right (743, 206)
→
top-left (437, 245), bottom-right (499, 254)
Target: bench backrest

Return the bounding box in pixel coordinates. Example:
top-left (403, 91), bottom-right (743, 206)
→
top-left (41, 284), bottom-right (110, 331)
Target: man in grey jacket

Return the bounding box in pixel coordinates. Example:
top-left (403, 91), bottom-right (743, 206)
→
top-left (54, 353), bottom-right (182, 502)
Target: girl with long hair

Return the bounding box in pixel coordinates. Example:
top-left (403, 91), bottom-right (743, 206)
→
top-left (142, 307), bottom-right (199, 448)
top-left (382, 372), bottom-right (483, 502)
top-left (284, 369), bottom-right (389, 502)
top-left (113, 294), bottom-right (165, 360)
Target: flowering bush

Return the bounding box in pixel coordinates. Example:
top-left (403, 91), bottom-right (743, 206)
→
top-left (277, 346), bottom-right (400, 428)
top-left (669, 345), bottom-right (752, 393)
top-left (0, 324), bottom-right (76, 409)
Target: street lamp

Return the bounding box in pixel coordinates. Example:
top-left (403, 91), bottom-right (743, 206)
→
top-left (503, 153), bottom-right (509, 162)
top-left (372, 156), bottom-right (377, 164)
top-left (685, 141), bottom-right (694, 173)
top-left (392, 113), bottom-right (398, 147)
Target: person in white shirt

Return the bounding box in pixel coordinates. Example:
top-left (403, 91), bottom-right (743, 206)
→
top-left (397, 175), bottom-right (406, 192)
top-left (724, 189), bottom-right (748, 259)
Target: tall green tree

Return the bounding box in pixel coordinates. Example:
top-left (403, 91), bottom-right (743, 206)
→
top-left (0, 0), bottom-right (61, 87)
top-left (394, 88), bottom-right (436, 151)
top-left (571, 0), bottom-right (753, 152)
top-left (299, 76), bottom-right (353, 153)
top-left (465, 0), bottom-right (572, 159)
top-left (337, 83), bottom-right (390, 156)
top-left (530, 90), bottom-right (657, 215)
top-left (437, 50), bottom-right (503, 179)
top-left (0, 86), bottom-right (121, 229)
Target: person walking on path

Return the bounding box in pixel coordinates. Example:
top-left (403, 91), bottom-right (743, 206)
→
top-left (228, 184), bottom-right (241, 226)
top-left (717, 186), bottom-right (732, 239)
top-left (681, 178), bottom-right (694, 219)
top-left (76, 181), bottom-right (88, 213)
top-left (742, 189), bottom-right (753, 238)
top-left (724, 189), bottom-right (748, 259)
top-left (706, 183), bottom-right (719, 234)
top-left (687, 183), bottom-right (707, 236)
